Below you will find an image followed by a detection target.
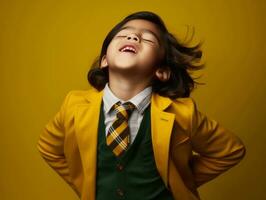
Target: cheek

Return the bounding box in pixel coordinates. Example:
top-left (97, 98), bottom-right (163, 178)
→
top-left (106, 41), bottom-right (116, 54)
top-left (105, 42), bottom-right (117, 61)
top-left (141, 46), bottom-right (162, 65)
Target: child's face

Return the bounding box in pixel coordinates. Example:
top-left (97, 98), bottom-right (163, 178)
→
top-left (101, 19), bottom-right (164, 78)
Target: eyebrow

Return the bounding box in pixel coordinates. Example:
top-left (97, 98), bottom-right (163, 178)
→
top-left (119, 26), bottom-right (161, 44)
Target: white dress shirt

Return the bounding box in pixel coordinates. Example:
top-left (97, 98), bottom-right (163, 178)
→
top-left (102, 83), bottom-right (152, 144)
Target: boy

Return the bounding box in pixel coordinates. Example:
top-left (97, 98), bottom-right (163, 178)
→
top-left (37, 11), bottom-right (246, 200)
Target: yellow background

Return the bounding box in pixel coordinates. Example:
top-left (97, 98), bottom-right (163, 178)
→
top-left (1, 0), bottom-right (265, 199)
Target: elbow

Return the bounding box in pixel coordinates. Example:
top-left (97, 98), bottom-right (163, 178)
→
top-left (239, 144), bottom-right (246, 161)
top-left (231, 136), bottom-right (247, 164)
top-left (231, 143), bottom-right (246, 165)
top-left (236, 137), bottom-right (247, 160)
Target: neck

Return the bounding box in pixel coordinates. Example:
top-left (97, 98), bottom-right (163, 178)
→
top-left (108, 72), bottom-right (152, 101)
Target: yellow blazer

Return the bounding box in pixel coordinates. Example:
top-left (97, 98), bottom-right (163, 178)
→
top-left (37, 87), bottom-right (246, 200)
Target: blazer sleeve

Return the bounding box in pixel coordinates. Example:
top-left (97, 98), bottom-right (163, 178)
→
top-left (189, 98), bottom-right (246, 188)
top-left (37, 91), bottom-right (78, 193)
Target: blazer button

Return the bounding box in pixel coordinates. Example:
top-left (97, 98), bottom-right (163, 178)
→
top-left (116, 188), bottom-right (124, 197)
top-left (116, 163), bottom-right (124, 171)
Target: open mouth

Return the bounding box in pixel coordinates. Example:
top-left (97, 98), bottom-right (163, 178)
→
top-left (119, 45), bottom-right (137, 54)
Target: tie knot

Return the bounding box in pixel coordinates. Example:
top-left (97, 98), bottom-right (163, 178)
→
top-left (112, 101), bottom-right (135, 120)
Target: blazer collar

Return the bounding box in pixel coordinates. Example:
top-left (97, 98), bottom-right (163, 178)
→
top-left (84, 87), bottom-right (104, 103)
top-left (151, 92), bottom-right (173, 111)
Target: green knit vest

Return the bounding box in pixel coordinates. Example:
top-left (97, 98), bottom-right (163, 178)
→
top-left (96, 101), bottom-right (174, 200)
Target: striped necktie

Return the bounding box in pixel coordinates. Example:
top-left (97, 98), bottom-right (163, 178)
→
top-left (106, 101), bottom-right (135, 157)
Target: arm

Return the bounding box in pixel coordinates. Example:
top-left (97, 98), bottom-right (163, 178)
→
top-left (37, 91), bottom-right (78, 193)
top-left (189, 98), bottom-right (246, 187)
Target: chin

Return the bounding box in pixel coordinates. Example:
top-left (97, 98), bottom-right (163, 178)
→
top-left (110, 62), bottom-right (138, 70)
top-left (112, 66), bottom-right (136, 72)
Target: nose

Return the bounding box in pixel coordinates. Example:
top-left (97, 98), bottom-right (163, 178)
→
top-left (126, 33), bottom-right (140, 42)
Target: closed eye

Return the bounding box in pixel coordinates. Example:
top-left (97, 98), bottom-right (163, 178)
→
top-left (116, 35), bottom-right (127, 38)
top-left (142, 39), bottom-right (155, 43)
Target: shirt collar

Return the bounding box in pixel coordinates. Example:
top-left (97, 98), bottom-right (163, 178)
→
top-left (102, 83), bottom-right (152, 114)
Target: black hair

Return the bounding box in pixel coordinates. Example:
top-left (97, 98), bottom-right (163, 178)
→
top-left (87, 11), bottom-right (204, 99)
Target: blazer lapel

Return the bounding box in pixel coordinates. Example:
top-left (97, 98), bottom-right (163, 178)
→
top-left (151, 93), bottom-right (175, 188)
top-left (74, 88), bottom-right (103, 199)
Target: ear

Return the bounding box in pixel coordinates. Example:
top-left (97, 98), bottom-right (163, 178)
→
top-left (100, 55), bottom-right (108, 68)
top-left (155, 67), bottom-right (171, 82)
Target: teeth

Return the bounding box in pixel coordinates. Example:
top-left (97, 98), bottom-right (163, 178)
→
top-left (121, 46), bottom-right (136, 53)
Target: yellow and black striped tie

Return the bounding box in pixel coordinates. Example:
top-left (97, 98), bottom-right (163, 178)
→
top-left (106, 101), bottom-right (135, 157)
